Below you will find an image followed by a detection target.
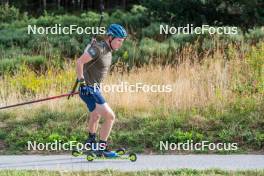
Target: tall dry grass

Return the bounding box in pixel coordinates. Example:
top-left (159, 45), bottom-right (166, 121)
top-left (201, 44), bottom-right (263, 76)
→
top-left (0, 58), bottom-right (238, 114)
top-left (105, 59), bottom-right (232, 112)
top-left (1, 42), bottom-right (263, 114)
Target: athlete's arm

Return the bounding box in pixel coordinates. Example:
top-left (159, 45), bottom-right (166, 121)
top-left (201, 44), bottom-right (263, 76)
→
top-left (77, 44), bottom-right (100, 80)
top-left (76, 52), bottom-right (92, 80)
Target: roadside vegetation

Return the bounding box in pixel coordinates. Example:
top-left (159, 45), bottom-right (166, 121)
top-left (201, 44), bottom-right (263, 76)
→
top-left (0, 5), bottom-right (263, 154)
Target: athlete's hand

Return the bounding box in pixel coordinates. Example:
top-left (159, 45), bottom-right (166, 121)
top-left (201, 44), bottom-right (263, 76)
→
top-left (78, 78), bottom-right (86, 87)
top-left (78, 78), bottom-right (89, 95)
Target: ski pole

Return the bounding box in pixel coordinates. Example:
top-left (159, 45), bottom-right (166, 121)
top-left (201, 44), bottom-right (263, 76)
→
top-left (91, 0), bottom-right (104, 45)
top-left (67, 78), bottom-right (79, 99)
top-left (0, 92), bottom-right (79, 110)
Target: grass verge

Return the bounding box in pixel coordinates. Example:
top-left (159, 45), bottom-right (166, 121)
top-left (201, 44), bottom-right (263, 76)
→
top-left (0, 95), bottom-right (263, 154)
top-left (0, 169), bottom-right (264, 176)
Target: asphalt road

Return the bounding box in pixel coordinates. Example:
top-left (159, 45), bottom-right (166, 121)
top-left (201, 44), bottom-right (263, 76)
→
top-left (0, 155), bottom-right (263, 171)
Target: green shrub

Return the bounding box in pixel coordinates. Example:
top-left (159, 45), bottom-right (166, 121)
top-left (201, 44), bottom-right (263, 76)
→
top-left (110, 5), bottom-right (149, 33)
top-left (114, 39), bottom-right (139, 68)
top-left (142, 22), bottom-right (167, 41)
top-left (245, 28), bottom-right (264, 44)
top-left (0, 4), bottom-right (20, 23)
top-left (0, 55), bottom-right (47, 75)
top-left (246, 43), bottom-right (264, 93)
top-left (169, 33), bottom-right (198, 46)
top-left (0, 28), bottom-right (30, 47)
top-left (139, 38), bottom-right (169, 64)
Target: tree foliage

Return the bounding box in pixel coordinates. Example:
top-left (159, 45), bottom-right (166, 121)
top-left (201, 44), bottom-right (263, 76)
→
top-left (141, 0), bottom-right (264, 29)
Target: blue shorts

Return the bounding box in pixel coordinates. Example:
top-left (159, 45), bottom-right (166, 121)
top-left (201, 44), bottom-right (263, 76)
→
top-left (79, 86), bottom-right (106, 112)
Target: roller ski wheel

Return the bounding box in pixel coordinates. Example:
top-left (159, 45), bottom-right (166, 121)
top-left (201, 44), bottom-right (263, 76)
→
top-left (129, 153), bottom-right (137, 162)
top-left (86, 153), bottom-right (96, 162)
top-left (115, 148), bottom-right (126, 155)
top-left (72, 150), bottom-right (82, 157)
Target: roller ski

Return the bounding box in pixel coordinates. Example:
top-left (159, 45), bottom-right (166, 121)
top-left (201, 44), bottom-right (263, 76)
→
top-left (71, 131), bottom-right (137, 162)
top-left (72, 147), bottom-right (137, 162)
top-left (71, 137), bottom-right (137, 162)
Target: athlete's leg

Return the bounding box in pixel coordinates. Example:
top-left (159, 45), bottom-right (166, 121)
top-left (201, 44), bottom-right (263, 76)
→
top-left (94, 103), bottom-right (115, 141)
top-left (79, 88), bottom-right (100, 146)
top-left (92, 103), bottom-right (118, 157)
top-left (87, 110), bottom-right (101, 134)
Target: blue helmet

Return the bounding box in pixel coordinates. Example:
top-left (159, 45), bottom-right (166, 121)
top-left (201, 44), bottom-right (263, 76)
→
top-left (107, 24), bottom-right (127, 38)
